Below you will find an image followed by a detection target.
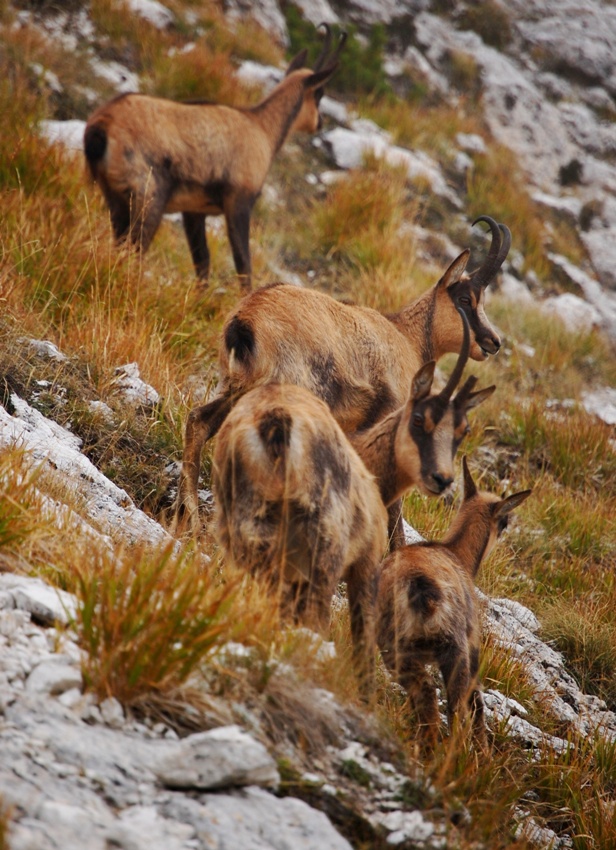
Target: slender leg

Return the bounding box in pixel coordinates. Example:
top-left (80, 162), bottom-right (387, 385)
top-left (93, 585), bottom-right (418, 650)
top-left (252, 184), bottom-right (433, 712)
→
top-left (439, 647), bottom-right (470, 740)
top-left (101, 187), bottom-right (130, 241)
top-left (172, 395), bottom-right (234, 534)
top-left (182, 212), bottom-right (210, 280)
top-left (224, 193), bottom-right (255, 291)
top-left (397, 657), bottom-right (440, 752)
top-left (469, 646), bottom-right (488, 750)
top-left (346, 557), bottom-right (378, 700)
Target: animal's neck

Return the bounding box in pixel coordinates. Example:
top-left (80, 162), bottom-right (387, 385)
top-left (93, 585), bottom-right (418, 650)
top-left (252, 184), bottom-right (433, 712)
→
top-left (390, 288), bottom-right (440, 363)
top-left (252, 79), bottom-right (304, 154)
top-left (351, 410), bottom-right (404, 507)
top-left (443, 509), bottom-right (491, 578)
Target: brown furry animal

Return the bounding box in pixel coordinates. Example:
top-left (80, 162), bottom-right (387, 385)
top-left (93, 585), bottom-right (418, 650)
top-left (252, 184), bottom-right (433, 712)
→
top-left (211, 325), bottom-right (495, 694)
top-left (212, 383), bottom-right (388, 695)
top-left (376, 456), bottom-right (531, 751)
top-left (174, 242), bottom-right (507, 536)
top-left (84, 25), bottom-right (344, 290)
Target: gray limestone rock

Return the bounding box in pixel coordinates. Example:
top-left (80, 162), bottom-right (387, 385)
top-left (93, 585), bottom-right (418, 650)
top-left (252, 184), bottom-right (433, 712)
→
top-left (153, 725), bottom-right (280, 790)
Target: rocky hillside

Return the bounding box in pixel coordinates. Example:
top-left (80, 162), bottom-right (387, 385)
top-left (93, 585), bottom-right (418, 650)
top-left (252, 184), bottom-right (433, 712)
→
top-left (1, 1), bottom-right (615, 848)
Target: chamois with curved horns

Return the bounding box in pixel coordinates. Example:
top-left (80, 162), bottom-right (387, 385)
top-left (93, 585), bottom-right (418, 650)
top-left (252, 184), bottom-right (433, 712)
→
top-left (376, 456), bottom-right (531, 751)
top-left (212, 317), bottom-right (495, 695)
top-left (173, 216), bottom-right (509, 533)
top-left (83, 24), bottom-right (345, 290)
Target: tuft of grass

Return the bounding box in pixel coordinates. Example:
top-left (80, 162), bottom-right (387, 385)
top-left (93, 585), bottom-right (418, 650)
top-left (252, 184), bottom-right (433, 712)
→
top-left (445, 49), bottom-right (482, 96)
top-left (456, 0), bottom-right (513, 50)
top-left (496, 404), bottom-right (616, 497)
top-left (0, 450), bottom-right (42, 555)
top-left (540, 595), bottom-right (616, 712)
top-left (149, 42), bottom-right (252, 105)
top-left (75, 543), bottom-right (238, 706)
top-left (307, 159), bottom-right (417, 299)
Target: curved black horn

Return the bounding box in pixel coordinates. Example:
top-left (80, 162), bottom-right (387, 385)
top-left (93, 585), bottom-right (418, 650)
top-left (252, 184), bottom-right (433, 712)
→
top-left (469, 215), bottom-right (511, 289)
top-left (313, 22), bottom-right (334, 71)
top-left (438, 307), bottom-right (470, 403)
top-left (313, 23), bottom-right (347, 71)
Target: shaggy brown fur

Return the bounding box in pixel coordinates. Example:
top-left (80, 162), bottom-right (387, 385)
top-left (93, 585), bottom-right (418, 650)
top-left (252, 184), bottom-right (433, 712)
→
top-left (84, 25), bottom-right (344, 290)
top-left (174, 284), bottom-right (501, 534)
top-left (211, 325), bottom-right (494, 694)
top-left (376, 456), bottom-right (531, 751)
top-left (212, 383), bottom-right (388, 695)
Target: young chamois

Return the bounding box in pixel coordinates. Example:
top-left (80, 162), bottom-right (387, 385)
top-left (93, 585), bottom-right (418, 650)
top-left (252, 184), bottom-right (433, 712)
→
top-left (376, 456), bottom-right (531, 751)
top-left (211, 315), bottom-right (495, 695)
top-left (84, 24), bottom-right (345, 290)
top-left (174, 217), bottom-right (509, 532)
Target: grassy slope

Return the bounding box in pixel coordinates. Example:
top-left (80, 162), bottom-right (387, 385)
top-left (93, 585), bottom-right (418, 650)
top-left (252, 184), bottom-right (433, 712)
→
top-left (1, 1), bottom-right (615, 846)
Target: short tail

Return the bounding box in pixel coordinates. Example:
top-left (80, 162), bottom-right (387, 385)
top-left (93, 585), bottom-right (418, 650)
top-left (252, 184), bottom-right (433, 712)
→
top-left (225, 315), bottom-right (255, 370)
top-left (258, 408), bottom-right (292, 464)
top-left (83, 123), bottom-right (107, 179)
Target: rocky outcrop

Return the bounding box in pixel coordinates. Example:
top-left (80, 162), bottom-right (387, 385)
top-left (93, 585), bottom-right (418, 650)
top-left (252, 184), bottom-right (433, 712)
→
top-left (0, 376), bottom-right (614, 849)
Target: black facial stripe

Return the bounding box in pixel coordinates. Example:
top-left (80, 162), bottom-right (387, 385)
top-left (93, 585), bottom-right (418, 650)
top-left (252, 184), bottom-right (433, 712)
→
top-left (448, 282), bottom-right (491, 341)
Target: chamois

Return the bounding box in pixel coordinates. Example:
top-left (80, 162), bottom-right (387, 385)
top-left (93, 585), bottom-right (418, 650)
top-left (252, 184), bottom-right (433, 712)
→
top-left (376, 456), bottom-right (531, 751)
top-left (83, 25), bottom-right (345, 290)
top-left (211, 316), bottom-right (495, 694)
top-left (174, 217), bottom-right (509, 532)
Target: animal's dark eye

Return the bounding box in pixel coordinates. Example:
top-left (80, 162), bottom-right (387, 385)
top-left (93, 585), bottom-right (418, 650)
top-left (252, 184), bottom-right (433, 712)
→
top-left (459, 295), bottom-right (471, 306)
top-left (412, 414), bottom-right (424, 428)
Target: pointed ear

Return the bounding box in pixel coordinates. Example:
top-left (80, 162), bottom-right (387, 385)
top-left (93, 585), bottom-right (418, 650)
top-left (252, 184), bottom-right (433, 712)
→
top-left (465, 384), bottom-right (496, 411)
top-left (437, 249), bottom-right (471, 290)
top-left (462, 455), bottom-right (477, 500)
top-left (411, 360), bottom-right (435, 401)
top-left (304, 64), bottom-right (338, 90)
top-left (286, 48), bottom-right (309, 74)
top-left (494, 489), bottom-right (532, 518)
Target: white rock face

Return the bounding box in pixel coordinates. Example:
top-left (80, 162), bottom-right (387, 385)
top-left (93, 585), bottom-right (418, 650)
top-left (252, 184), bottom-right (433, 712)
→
top-left (0, 394), bottom-right (168, 547)
top-left (39, 119), bottom-right (85, 153)
top-left (581, 386), bottom-right (616, 425)
top-left (224, 0), bottom-right (289, 45)
top-left (541, 292), bottom-right (602, 333)
top-left (0, 580), bottom-right (353, 850)
top-left (126, 0), bottom-right (175, 29)
top-left (321, 123), bottom-right (460, 206)
top-left (292, 0), bottom-right (340, 26)
top-left (154, 726), bottom-right (280, 790)
top-left (415, 13), bottom-right (578, 192)
top-left (112, 362), bottom-right (161, 408)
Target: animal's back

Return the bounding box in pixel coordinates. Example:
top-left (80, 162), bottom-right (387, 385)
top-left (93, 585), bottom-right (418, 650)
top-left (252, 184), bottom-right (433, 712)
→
top-left (220, 285), bottom-right (417, 432)
top-left (212, 384), bottom-right (387, 581)
top-left (84, 94), bottom-right (270, 197)
top-left (377, 545), bottom-right (476, 654)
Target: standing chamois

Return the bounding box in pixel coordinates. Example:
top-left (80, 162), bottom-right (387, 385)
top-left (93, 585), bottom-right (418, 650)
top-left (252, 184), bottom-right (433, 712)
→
top-left (174, 217), bottom-right (509, 532)
top-left (83, 25), bottom-right (345, 290)
top-left (211, 313), bottom-right (495, 695)
top-left (376, 456), bottom-right (531, 751)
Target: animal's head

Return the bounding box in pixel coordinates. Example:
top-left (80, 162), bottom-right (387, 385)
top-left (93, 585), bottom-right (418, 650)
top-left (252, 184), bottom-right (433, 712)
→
top-left (460, 455), bottom-right (532, 560)
top-left (396, 310), bottom-right (496, 498)
top-left (285, 23), bottom-right (346, 133)
top-left (434, 215), bottom-right (510, 362)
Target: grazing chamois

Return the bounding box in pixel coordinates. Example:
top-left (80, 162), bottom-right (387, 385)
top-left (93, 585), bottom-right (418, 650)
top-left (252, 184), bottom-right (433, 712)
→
top-left (174, 217), bottom-right (509, 532)
top-left (376, 456), bottom-right (531, 751)
top-left (84, 25), bottom-right (345, 290)
top-left (211, 318), bottom-right (495, 695)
